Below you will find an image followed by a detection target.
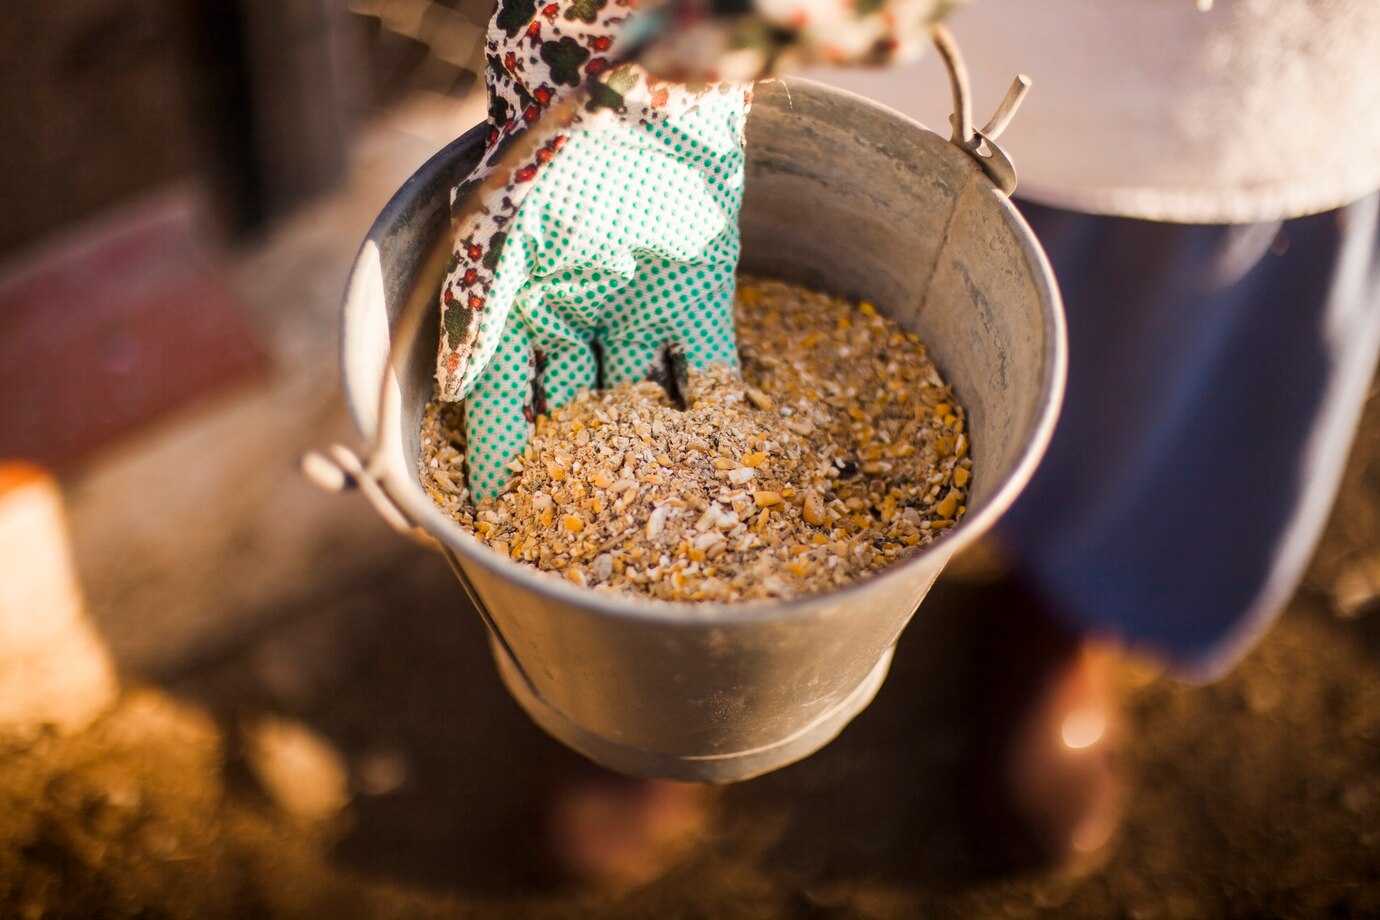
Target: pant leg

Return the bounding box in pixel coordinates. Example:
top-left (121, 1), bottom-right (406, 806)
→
top-left (996, 193), bottom-right (1380, 680)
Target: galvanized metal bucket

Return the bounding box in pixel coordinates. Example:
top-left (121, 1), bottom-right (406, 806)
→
top-left (317, 51), bottom-right (1065, 783)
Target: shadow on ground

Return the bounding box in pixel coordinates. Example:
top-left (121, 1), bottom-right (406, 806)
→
top-left (7, 396), bottom-right (1380, 917)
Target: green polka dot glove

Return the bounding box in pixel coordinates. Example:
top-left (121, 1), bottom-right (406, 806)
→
top-left (440, 0), bottom-right (955, 500)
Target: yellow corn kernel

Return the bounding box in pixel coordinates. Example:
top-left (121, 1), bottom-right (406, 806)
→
top-left (935, 491), bottom-right (958, 519)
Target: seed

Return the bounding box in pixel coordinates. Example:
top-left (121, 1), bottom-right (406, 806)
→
top-left (418, 277), bottom-right (970, 605)
top-left (935, 491), bottom-right (958, 519)
top-left (693, 531), bottom-right (724, 552)
top-left (647, 504), bottom-right (671, 539)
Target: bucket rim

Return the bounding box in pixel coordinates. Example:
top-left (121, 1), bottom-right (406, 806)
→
top-left (343, 76), bottom-right (1067, 627)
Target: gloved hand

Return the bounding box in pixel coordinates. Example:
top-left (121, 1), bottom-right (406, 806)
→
top-left (439, 0), bottom-right (958, 501)
top-left (455, 88), bottom-right (746, 500)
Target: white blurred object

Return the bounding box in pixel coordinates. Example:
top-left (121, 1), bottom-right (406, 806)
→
top-left (0, 466), bottom-right (119, 739)
top-left (808, 0), bottom-right (1380, 223)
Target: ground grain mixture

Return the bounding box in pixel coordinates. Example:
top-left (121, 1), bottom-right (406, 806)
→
top-left (419, 276), bottom-right (972, 602)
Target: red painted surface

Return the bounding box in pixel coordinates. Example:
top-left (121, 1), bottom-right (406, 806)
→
top-left (0, 192), bottom-right (267, 469)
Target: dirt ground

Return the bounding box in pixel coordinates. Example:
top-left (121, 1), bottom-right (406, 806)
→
top-left (6, 376), bottom-right (1380, 917)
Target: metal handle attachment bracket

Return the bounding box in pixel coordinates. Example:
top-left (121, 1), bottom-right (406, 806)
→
top-left (931, 24), bottom-right (1030, 197)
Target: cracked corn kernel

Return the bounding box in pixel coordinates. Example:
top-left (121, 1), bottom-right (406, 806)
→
top-left (935, 491), bottom-right (959, 519)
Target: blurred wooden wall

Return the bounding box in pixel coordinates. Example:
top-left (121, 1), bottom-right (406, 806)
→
top-left (175, 0), bottom-right (356, 238)
top-left (0, 0), bottom-right (195, 255)
top-left (0, 0), bottom-right (360, 254)
top-left (0, 0), bottom-right (500, 255)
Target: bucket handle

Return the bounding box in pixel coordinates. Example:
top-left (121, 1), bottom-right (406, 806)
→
top-left (931, 23), bottom-right (1030, 198)
top-left (300, 25), bottom-right (1030, 641)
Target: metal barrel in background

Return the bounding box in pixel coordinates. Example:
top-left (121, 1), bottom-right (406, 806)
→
top-left (337, 78), bottom-right (1066, 783)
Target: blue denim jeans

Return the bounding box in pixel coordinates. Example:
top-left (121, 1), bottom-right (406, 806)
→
top-left (997, 194), bottom-right (1380, 679)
